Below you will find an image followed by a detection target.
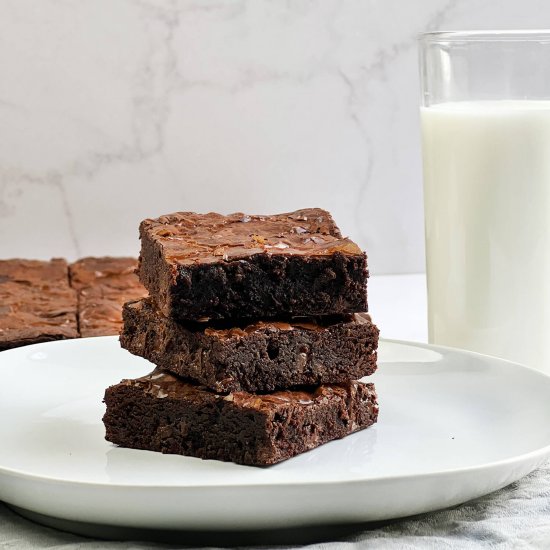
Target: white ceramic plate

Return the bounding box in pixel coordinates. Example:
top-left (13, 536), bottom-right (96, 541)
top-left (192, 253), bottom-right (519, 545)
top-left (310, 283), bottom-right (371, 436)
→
top-left (1, 336), bottom-right (550, 533)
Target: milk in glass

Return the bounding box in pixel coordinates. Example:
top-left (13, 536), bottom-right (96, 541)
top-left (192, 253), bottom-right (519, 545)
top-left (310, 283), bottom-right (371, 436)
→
top-left (421, 101), bottom-right (550, 368)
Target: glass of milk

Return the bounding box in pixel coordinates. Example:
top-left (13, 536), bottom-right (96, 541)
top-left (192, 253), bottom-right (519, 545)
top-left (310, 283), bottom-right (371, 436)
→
top-left (420, 31), bottom-right (550, 369)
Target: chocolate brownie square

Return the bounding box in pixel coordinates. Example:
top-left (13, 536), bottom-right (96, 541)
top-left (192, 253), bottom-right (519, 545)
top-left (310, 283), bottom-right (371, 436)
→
top-left (69, 257), bottom-right (147, 337)
top-left (120, 298), bottom-right (379, 392)
top-left (0, 258), bottom-right (77, 350)
top-left (138, 208), bottom-right (368, 322)
top-left (103, 369), bottom-right (378, 466)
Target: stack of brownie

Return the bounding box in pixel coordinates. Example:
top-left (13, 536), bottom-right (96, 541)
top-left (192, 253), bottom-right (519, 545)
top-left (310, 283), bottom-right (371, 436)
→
top-left (103, 208), bottom-right (380, 466)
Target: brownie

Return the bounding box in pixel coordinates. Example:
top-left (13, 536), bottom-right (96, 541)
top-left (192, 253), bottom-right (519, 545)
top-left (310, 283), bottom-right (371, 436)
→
top-left (69, 257), bottom-right (147, 337)
top-left (138, 208), bottom-right (368, 322)
top-left (0, 258), bottom-right (78, 350)
top-left (103, 369), bottom-right (378, 466)
top-left (120, 298), bottom-right (379, 392)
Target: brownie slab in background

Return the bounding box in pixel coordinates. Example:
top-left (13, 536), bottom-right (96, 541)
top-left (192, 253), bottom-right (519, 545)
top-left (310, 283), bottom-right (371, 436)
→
top-left (121, 298), bottom-right (379, 392)
top-left (138, 208), bottom-right (368, 322)
top-left (69, 257), bottom-right (147, 337)
top-left (0, 258), bottom-right (77, 350)
top-left (103, 369), bottom-right (379, 466)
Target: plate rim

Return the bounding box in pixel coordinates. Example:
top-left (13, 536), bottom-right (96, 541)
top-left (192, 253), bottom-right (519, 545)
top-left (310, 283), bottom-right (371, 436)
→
top-left (1, 336), bottom-right (550, 490)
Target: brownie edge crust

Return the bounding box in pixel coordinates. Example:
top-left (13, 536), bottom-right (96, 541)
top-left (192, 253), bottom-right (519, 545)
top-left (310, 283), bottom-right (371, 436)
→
top-left (103, 370), bottom-right (379, 467)
top-left (138, 208), bottom-right (368, 322)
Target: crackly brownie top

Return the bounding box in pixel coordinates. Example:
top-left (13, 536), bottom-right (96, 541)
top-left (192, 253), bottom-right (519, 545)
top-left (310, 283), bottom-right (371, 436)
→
top-left (121, 369), bottom-right (363, 410)
top-left (0, 258), bottom-right (77, 342)
top-left (69, 257), bottom-right (142, 291)
top-left (0, 258), bottom-right (68, 283)
top-left (140, 208), bottom-right (363, 265)
top-left (70, 257), bottom-right (147, 336)
top-left (203, 312), bottom-right (374, 341)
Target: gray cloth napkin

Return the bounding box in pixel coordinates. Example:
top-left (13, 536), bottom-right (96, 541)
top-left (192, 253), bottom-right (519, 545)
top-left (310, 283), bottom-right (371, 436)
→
top-left (2, 462), bottom-right (550, 550)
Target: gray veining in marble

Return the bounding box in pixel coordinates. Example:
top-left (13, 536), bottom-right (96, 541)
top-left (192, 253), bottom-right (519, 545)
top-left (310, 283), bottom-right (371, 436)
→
top-left (1, 0), bottom-right (549, 272)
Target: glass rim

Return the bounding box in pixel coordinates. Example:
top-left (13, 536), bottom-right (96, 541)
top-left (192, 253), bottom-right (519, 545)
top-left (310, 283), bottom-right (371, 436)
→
top-left (419, 30), bottom-right (550, 43)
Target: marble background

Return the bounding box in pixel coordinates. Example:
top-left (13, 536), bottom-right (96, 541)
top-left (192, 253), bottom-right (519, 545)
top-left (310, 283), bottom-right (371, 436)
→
top-left (1, 0), bottom-right (548, 273)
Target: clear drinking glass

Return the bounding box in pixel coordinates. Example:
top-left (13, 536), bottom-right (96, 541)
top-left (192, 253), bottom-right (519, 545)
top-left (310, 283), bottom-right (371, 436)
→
top-left (419, 31), bottom-right (550, 369)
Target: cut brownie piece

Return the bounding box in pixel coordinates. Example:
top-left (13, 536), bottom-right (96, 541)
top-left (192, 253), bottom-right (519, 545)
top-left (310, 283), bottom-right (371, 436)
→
top-left (0, 258), bottom-right (78, 350)
top-left (69, 257), bottom-right (147, 337)
top-left (138, 208), bottom-right (368, 322)
top-left (103, 369), bottom-right (378, 466)
top-left (120, 298), bottom-right (379, 392)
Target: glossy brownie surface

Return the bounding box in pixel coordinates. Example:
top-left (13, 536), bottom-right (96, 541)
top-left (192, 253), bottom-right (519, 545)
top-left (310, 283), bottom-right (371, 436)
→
top-left (0, 258), bottom-right (77, 350)
top-left (141, 208), bottom-right (363, 266)
top-left (0, 256), bottom-right (147, 350)
top-left (69, 257), bottom-right (147, 337)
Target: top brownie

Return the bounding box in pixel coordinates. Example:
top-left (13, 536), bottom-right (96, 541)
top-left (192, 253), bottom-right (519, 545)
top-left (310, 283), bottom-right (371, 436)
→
top-left (69, 257), bottom-right (147, 337)
top-left (138, 208), bottom-right (368, 321)
top-left (0, 258), bottom-right (78, 350)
